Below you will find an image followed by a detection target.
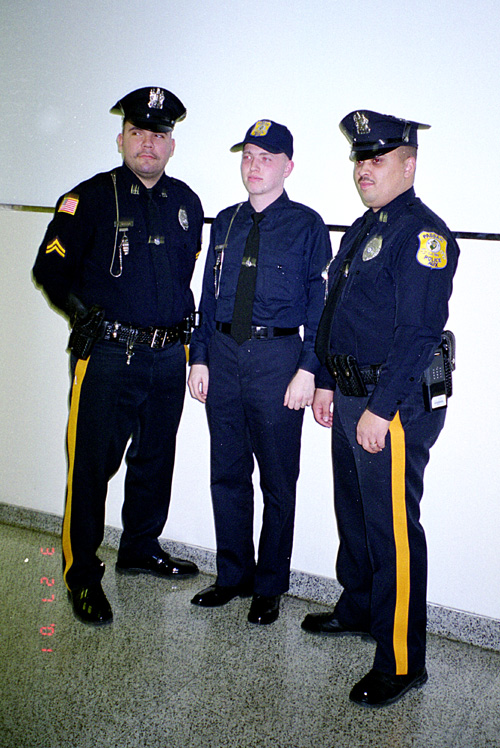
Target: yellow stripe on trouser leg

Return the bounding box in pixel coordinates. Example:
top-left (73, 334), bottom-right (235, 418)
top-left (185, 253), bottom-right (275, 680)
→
top-left (390, 411), bottom-right (410, 675)
top-left (62, 357), bottom-right (90, 589)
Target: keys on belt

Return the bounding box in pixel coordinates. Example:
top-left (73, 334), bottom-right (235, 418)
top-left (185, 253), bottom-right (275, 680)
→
top-left (216, 321), bottom-right (299, 339)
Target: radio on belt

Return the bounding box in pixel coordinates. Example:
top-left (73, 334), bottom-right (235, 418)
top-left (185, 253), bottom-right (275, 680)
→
top-left (422, 330), bottom-right (456, 411)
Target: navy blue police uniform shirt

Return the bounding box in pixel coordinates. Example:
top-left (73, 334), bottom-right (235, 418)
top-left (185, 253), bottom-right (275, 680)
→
top-left (189, 191), bottom-right (332, 374)
top-left (316, 186), bottom-right (459, 420)
top-left (33, 164), bottom-right (204, 327)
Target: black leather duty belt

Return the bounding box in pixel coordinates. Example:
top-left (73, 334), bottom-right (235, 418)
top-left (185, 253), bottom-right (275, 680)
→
top-left (216, 322), bottom-right (299, 339)
top-left (102, 321), bottom-right (183, 349)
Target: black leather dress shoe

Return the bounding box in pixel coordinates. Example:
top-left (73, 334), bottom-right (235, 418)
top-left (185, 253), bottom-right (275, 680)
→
top-left (191, 583), bottom-right (253, 607)
top-left (68, 584), bottom-right (113, 625)
top-left (349, 667), bottom-right (428, 707)
top-left (116, 549), bottom-right (198, 577)
top-left (247, 594), bottom-right (281, 625)
top-left (301, 611), bottom-right (368, 636)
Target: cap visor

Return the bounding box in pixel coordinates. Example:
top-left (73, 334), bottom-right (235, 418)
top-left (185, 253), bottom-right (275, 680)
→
top-left (350, 143), bottom-right (401, 161)
top-left (230, 138), bottom-right (282, 154)
top-left (128, 117), bottom-right (173, 133)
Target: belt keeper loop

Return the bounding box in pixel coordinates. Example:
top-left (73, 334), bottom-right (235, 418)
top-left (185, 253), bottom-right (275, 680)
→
top-left (160, 327), bottom-right (169, 347)
top-left (151, 328), bottom-right (162, 348)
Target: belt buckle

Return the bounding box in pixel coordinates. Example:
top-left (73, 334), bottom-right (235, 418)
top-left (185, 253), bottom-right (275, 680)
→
top-left (151, 327), bottom-right (168, 349)
top-left (252, 326), bottom-right (268, 340)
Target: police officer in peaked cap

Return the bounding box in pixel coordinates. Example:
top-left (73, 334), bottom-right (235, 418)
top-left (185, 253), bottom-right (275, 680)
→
top-left (301, 110), bottom-right (459, 706)
top-left (33, 87), bottom-right (204, 625)
top-left (110, 86), bottom-right (187, 131)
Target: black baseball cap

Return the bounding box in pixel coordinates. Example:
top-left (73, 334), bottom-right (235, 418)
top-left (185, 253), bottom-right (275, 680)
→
top-left (230, 119), bottom-right (294, 159)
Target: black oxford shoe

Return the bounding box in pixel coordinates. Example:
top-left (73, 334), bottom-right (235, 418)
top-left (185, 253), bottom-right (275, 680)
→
top-left (191, 583), bottom-right (253, 607)
top-left (247, 594), bottom-right (281, 625)
top-left (301, 611), bottom-right (369, 636)
top-left (68, 584), bottom-right (113, 626)
top-left (116, 549), bottom-right (198, 577)
top-left (349, 667), bottom-right (428, 707)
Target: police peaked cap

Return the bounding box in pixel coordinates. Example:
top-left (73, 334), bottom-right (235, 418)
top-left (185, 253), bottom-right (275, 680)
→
top-left (110, 87), bottom-right (186, 132)
top-left (340, 110), bottom-right (430, 161)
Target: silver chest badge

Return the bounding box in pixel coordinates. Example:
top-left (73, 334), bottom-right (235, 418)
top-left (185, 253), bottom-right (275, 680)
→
top-left (178, 206), bottom-right (189, 231)
top-left (363, 235), bottom-right (383, 261)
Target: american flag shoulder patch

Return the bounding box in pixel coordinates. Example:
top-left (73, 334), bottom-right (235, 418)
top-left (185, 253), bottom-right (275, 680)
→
top-left (58, 193), bottom-right (79, 215)
top-left (46, 237), bottom-right (65, 258)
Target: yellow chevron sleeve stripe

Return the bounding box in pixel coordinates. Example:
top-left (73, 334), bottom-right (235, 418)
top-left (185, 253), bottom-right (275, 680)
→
top-left (46, 237), bottom-right (66, 257)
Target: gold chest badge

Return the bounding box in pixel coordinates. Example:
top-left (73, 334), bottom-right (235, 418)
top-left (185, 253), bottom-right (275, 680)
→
top-left (417, 231), bottom-right (447, 269)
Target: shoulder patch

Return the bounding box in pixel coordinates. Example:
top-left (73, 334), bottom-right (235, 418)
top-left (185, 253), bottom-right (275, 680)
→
top-left (416, 231), bottom-right (447, 269)
top-left (58, 193), bottom-right (79, 216)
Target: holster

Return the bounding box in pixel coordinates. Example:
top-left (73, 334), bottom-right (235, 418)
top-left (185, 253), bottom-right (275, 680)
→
top-left (326, 354), bottom-right (368, 397)
top-left (68, 305), bottom-right (105, 360)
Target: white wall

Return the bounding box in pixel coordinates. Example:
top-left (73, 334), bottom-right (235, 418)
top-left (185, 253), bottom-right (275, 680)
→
top-left (1, 0), bottom-right (499, 620)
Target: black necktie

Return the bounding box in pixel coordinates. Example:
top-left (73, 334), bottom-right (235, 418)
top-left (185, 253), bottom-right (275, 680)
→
top-left (146, 188), bottom-right (164, 245)
top-left (315, 211), bottom-right (375, 364)
top-left (231, 212), bottom-right (264, 345)
top-left (145, 187), bottom-right (173, 319)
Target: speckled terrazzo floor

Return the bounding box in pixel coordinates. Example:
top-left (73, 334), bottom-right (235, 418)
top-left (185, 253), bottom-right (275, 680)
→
top-left (1, 522), bottom-right (500, 748)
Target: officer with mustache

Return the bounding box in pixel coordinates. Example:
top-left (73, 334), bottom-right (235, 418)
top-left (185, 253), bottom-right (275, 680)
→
top-left (33, 87), bottom-right (204, 625)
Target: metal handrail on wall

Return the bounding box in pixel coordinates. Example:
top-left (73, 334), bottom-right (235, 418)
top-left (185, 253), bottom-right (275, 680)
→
top-left (1, 202), bottom-right (499, 241)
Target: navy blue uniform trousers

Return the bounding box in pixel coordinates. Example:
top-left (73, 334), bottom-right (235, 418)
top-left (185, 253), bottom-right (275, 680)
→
top-left (206, 330), bottom-right (304, 597)
top-left (63, 339), bottom-right (186, 590)
top-left (332, 385), bottom-right (445, 675)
